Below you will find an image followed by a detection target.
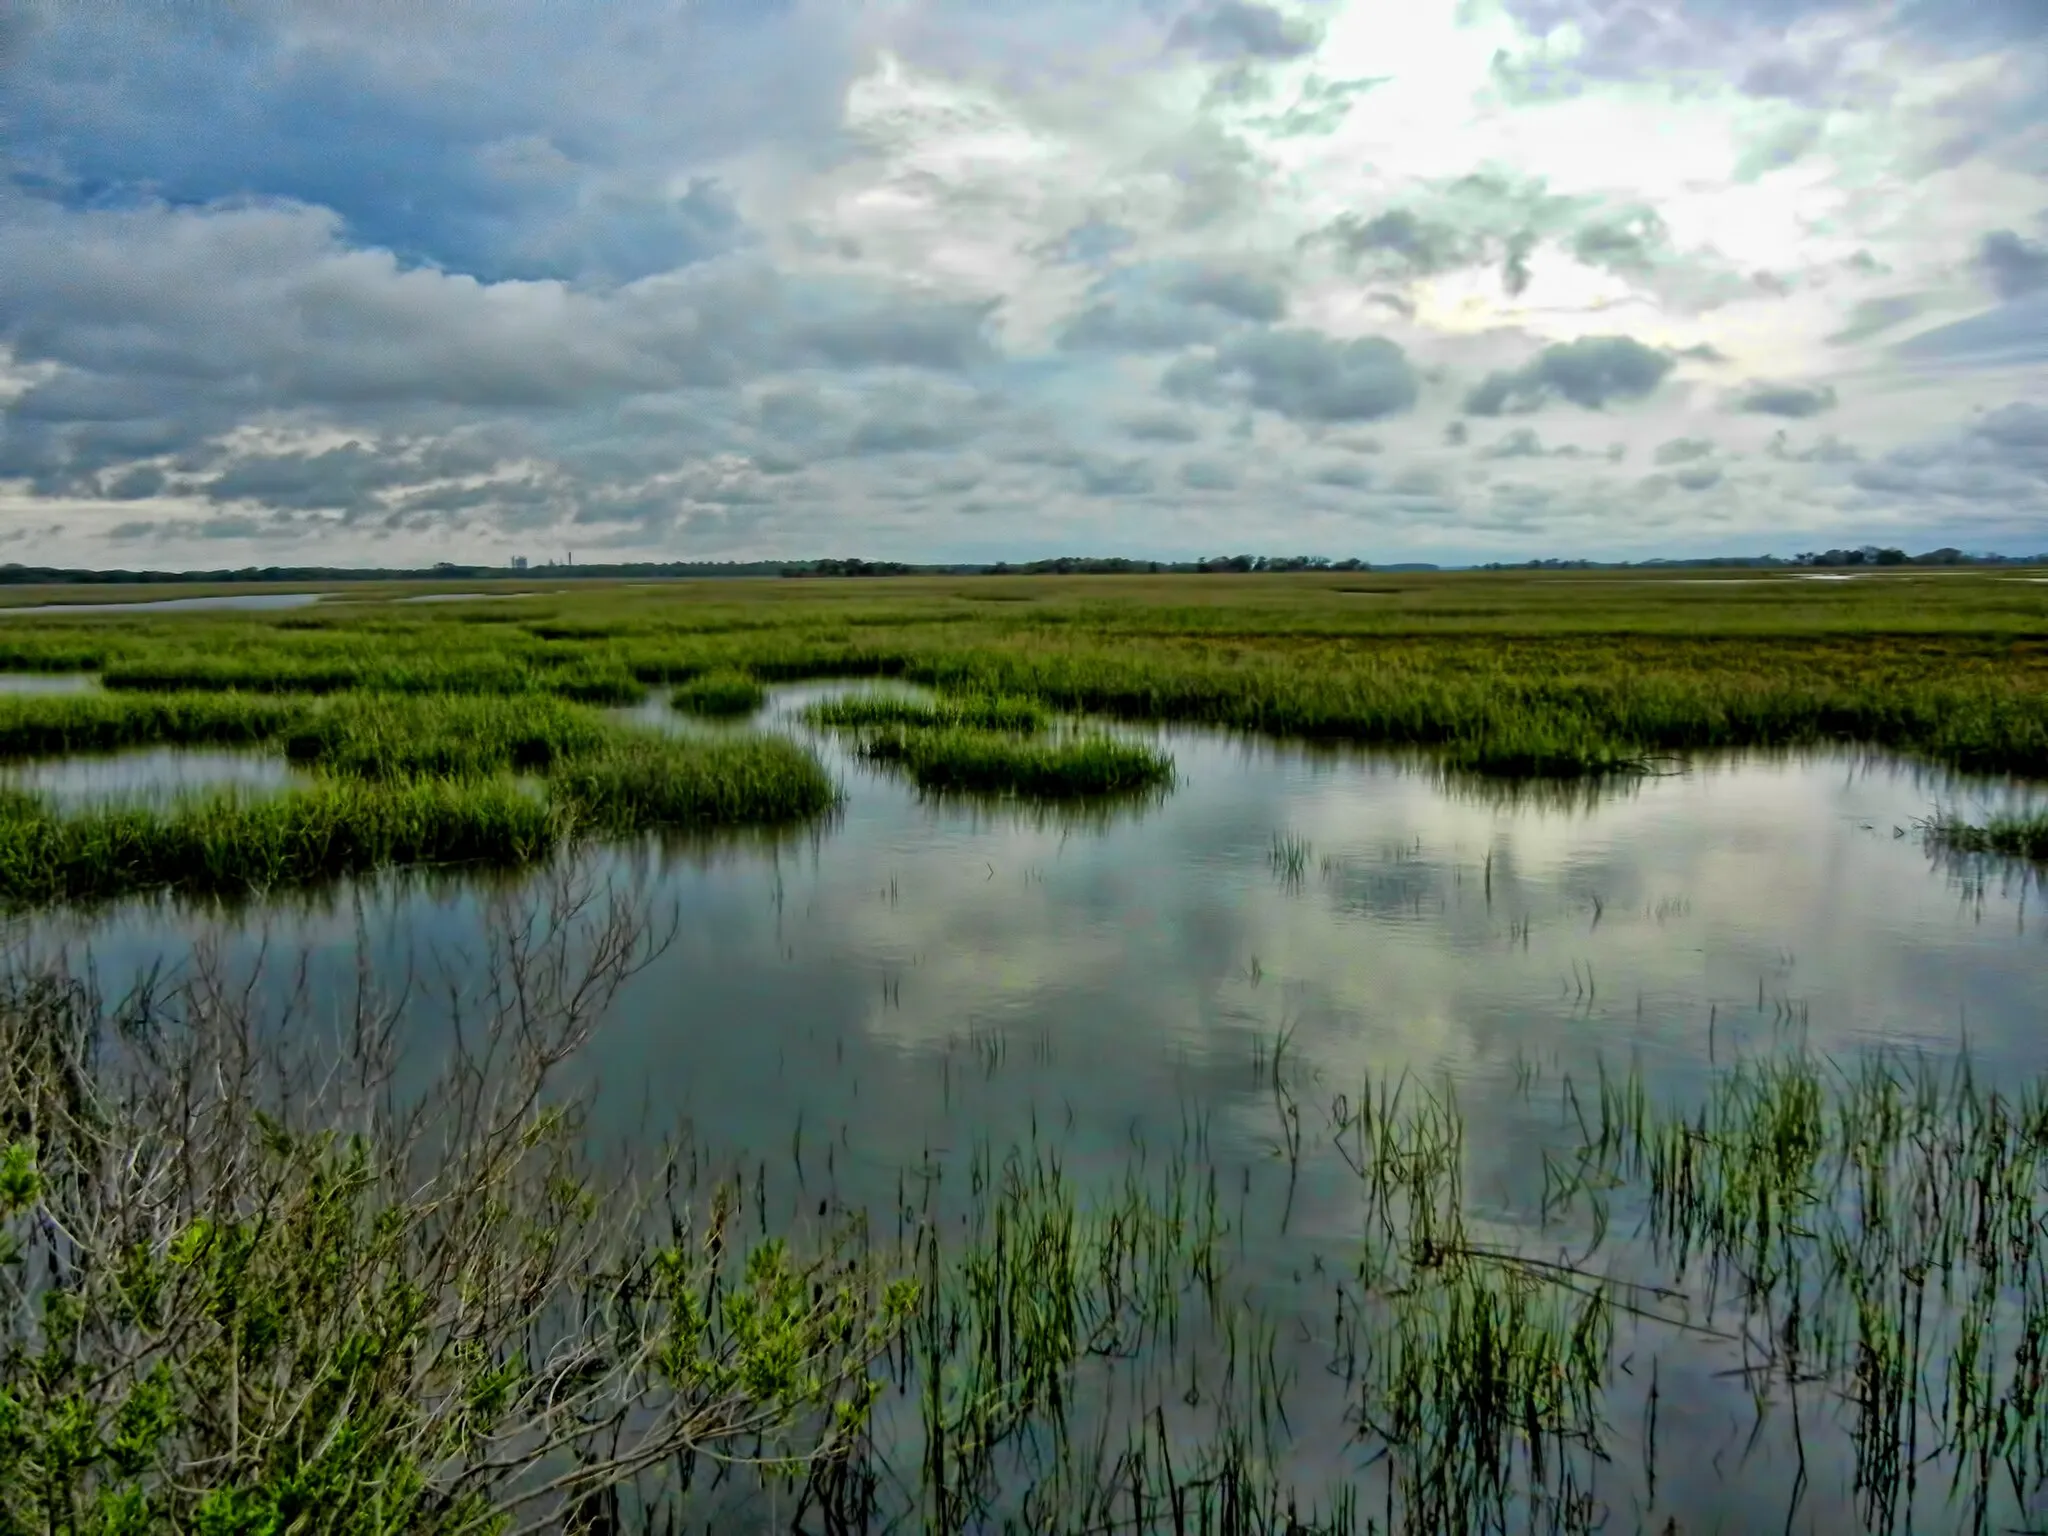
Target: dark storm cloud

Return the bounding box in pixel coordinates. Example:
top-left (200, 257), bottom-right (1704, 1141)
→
top-left (1977, 230), bottom-right (2048, 301)
top-left (1166, 0), bottom-right (1322, 62)
top-left (1727, 380), bottom-right (1838, 417)
top-left (1164, 328), bottom-right (1420, 422)
top-left (1463, 336), bottom-right (1675, 415)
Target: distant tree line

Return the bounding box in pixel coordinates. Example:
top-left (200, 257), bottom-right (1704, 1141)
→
top-left (788, 555), bottom-right (1386, 578)
top-left (4, 546), bottom-right (2042, 585)
top-left (1483, 548), bottom-right (2048, 572)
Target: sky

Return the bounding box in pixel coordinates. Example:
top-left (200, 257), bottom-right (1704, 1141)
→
top-left (1, 0), bottom-right (2044, 568)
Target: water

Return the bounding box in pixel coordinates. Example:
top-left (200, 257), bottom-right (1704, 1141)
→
top-left (0, 591), bottom-right (327, 616)
top-left (390, 590), bottom-right (542, 603)
top-left (0, 672), bottom-right (101, 695)
top-left (0, 748), bottom-right (308, 810)
top-left (14, 684), bottom-right (2048, 1529)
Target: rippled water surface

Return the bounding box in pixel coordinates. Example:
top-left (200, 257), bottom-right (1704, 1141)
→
top-left (0, 748), bottom-right (308, 809)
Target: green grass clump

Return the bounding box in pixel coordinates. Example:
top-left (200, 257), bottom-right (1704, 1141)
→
top-left (0, 692), bottom-right (301, 759)
top-left (0, 778), bottom-right (558, 906)
top-left (281, 693), bottom-right (613, 777)
top-left (804, 691), bottom-right (1046, 732)
top-left (0, 692), bottom-right (838, 902)
top-left (1927, 809), bottom-right (2048, 860)
top-left (858, 727), bottom-right (1172, 798)
top-left (672, 669), bottom-right (767, 717)
top-left (548, 731), bottom-right (837, 832)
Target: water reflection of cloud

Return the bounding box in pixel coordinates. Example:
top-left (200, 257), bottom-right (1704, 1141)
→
top-left (8, 730), bottom-right (2043, 1185)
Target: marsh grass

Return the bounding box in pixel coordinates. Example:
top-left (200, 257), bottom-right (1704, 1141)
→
top-left (279, 692), bottom-right (613, 777)
top-left (0, 692), bottom-right (299, 759)
top-left (857, 726), bottom-right (1174, 798)
top-left (16, 571), bottom-right (2048, 778)
top-left (0, 691), bottom-right (837, 903)
top-left (1925, 808), bottom-right (2048, 861)
top-left (547, 730), bottom-right (837, 832)
top-left (804, 690), bottom-right (1047, 732)
top-left (0, 777), bottom-right (559, 905)
top-left (670, 668), bottom-right (766, 717)
top-left (1271, 831), bottom-right (1313, 887)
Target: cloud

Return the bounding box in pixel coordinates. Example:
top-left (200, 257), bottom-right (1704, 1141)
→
top-left (1727, 380), bottom-right (1839, 418)
top-left (3, 0), bottom-right (2043, 564)
top-left (1977, 230), bottom-right (2048, 301)
top-left (1978, 402), bottom-right (2048, 453)
top-left (1179, 458), bottom-right (1239, 490)
top-left (1163, 265), bottom-right (1288, 323)
top-left (1841, 403), bottom-right (2048, 529)
top-left (201, 438), bottom-right (502, 516)
top-left (1309, 460), bottom-right (1373, 488)
top-left (1653, 437), bottom-right (1715, 465)
top-left (1569, 206), bottom-right (1669, 275)
top-left (1166, 1), bottom-right (1322, 63)
top-left (1164, 328), bottom-right (1419, 422)
top-left (1310, 173), bottom-right (1675, 300)
top-left (1463, 336), bottom-right (1675, 415)
top-left (1077, 455), bottom-right (1155, 496)
top-left (1119, 411), bottom-right (1203, 443)
top-left (1895, 291), bottom-right (2048, 369)
top-left (1767, 430), bottom-right (1861, 464)
top-left (1321, 210), bottom-right (1473, 277)
top-left (1825, 295), bottom-right (1929, 346)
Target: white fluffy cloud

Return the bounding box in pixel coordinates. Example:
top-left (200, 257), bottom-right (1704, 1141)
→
top-left (1, 0), bottom-right (2043, 564)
